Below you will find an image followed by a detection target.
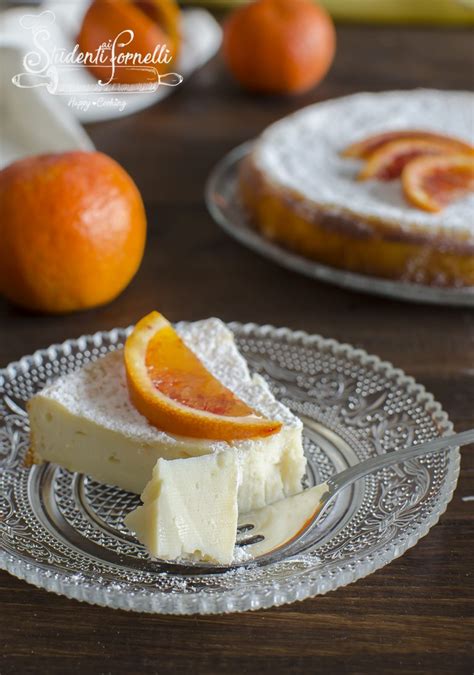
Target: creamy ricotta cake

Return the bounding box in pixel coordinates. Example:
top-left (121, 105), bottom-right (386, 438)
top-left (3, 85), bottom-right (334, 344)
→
top-left (240, 89), bottom-right (474, 287)
top-left (28, 319), bottom-right (305, 514)
top-left (125, 451), bottom-right (240, 565)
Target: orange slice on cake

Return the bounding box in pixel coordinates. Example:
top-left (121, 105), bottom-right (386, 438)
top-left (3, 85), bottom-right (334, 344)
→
top-left (402, 154), bottom-right (474, 213)
top-left (342, 130), bottom-right (473, 159)
top-left (357, 138), bottom-right (468, 181)
top-left (124, 311), bottom-right (282, 440)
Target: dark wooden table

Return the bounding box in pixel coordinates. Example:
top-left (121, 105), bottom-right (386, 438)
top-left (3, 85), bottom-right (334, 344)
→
top-left (1, 23), bottom-right (473, 675)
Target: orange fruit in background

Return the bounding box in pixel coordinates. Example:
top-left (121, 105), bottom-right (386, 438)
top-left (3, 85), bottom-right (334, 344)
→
top-left (223, 0), bottom-right (336, 95)
top-left (0, 151), bottom-right (147, 314)
top-left (78, 0), bottom-right (181, 85)
top-left (125, 311), bottom-right (282, 440)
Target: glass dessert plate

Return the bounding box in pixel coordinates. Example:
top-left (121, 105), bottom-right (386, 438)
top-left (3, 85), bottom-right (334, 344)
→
top-left (0, 323), bottom-right (459, 614)
top-left (205, 142), bottom-right (474, 307)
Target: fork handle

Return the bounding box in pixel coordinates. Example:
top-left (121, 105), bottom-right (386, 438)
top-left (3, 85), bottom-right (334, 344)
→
top-left (325, 429), bottom-right (474, 499)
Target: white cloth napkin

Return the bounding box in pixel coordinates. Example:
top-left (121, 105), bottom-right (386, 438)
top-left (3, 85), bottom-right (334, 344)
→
top-left (0, 2), bottom-right (222, 168)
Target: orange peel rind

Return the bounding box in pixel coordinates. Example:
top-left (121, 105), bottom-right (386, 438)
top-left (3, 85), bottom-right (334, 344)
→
top-left (357, 138), bottom-right (466, 181)
top-left (342, 129), bottom-right (473, 159)
top-left (402, 153), bottom-right (474, 213)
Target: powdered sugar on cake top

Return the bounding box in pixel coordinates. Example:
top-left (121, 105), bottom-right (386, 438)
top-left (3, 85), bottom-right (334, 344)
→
top-left (254, 89), bottom-right (474, 239)
top-left (38, 319), bottom-right (301, 448)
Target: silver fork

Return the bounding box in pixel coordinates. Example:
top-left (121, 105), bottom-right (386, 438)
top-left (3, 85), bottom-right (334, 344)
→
top-left (236, 429), bottom-right (474, 559)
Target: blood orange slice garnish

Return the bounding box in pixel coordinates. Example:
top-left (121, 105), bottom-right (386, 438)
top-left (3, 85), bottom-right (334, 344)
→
top-left (124, 311), bottom-right (282, 440)
top-left (342, 130), bottom-right (473, 159)
top-left (357, 138), bottom-right (463, 181)
top-left (402, 154), bottom-right (474, 213)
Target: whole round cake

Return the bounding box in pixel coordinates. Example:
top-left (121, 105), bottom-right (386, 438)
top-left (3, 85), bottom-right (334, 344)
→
top-left (239, 89), bottom-right (474, 287)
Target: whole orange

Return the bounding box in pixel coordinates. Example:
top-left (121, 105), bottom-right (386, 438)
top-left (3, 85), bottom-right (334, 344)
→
top-left (78, 0), bottom-right (181, 85)
top-left (0, 151), bottom-right (147, 314)
top-left (223, 0), bottom-right (336, 95)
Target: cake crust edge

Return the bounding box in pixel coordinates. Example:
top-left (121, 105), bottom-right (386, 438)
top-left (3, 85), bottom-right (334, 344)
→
top-left (239, 153), bottom-right (474, 288)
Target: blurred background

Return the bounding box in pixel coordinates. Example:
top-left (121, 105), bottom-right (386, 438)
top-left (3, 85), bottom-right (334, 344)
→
top-left (184, 0), bottom-right (474, 24)
top-left (1, 2), bottom-right (473, 671)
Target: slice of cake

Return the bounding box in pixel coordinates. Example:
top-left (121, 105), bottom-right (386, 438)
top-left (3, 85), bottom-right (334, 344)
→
top-left (28, 318), bottom-right (305, 514)
top-left (240, 89), bottom-right (474, 287)
top-left (125, 451), bottom-right (239, 565)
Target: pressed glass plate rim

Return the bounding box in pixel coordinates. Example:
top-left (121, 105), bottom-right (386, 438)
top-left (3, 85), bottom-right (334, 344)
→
top-left (205, 142), bottom-right (474, 307)
top-left (0, 323), bottom-right (460, 615)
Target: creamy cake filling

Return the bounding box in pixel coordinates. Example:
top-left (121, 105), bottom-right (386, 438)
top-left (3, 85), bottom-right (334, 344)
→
top-left (125, 451), bottom-right (240, 565)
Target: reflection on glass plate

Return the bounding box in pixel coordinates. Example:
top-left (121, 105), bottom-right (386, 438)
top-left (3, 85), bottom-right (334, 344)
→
top-left (0, 324), bottom-right (459, 614)
top-left (206, 142), bottom-right (474, 307)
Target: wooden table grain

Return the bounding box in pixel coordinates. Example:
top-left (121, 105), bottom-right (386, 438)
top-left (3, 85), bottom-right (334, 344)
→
top-left (1, 24), bottom-right (473, 675)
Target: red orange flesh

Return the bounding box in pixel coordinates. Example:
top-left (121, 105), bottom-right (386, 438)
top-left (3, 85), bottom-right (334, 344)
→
top-left (402, 154), bottom-right (474, 212)
top-left (343, 130), bottom-right (473, 159)
top-left (125, 312), bottom-right (283, 440)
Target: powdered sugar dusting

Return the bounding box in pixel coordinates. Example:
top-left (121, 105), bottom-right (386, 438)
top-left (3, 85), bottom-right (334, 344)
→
top-left (37, 319), bottom-right (300, 449)
top-left (255, 90), bottom-right (474, 239)
top-left (232, 546), bottom-right (253, 563)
